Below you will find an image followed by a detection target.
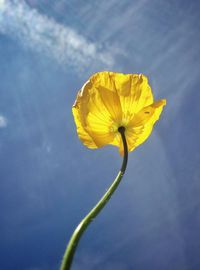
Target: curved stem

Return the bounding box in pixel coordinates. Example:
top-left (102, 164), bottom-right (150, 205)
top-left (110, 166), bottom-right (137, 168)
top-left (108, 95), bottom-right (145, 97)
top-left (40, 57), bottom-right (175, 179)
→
top-left (60, 128), bottom-right (128, 270)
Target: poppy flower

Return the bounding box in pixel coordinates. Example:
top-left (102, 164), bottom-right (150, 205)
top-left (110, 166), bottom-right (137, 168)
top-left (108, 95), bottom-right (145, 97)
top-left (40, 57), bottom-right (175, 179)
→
top-left (72, 71), bottom-right (166, 155)
top-left (61, 71), bottom-right (166, 270)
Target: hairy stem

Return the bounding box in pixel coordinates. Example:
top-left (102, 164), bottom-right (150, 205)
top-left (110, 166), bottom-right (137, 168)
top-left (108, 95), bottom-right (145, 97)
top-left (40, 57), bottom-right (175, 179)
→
top-left (60, 127), bottom-right (128, 270)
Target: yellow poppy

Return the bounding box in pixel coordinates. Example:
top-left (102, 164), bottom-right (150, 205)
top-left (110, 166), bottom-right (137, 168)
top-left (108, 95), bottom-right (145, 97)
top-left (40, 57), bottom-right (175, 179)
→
top-left (72, 71), bottom-right (166, 155)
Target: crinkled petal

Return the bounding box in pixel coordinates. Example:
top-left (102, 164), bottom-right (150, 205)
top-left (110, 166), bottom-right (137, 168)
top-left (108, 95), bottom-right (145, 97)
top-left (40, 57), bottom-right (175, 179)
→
top-left (125, 99), bottom-right (166, 152)
top-left (72, 81), bottom-right (97, 148)
top-left (72, 78), bottom-right (117, 149)
top-left (108, 73), bottom-right (154, 124)
top-left (72, 71), bottom-right (166, 154)
top-left (90, 72), bottom-right (122, 123)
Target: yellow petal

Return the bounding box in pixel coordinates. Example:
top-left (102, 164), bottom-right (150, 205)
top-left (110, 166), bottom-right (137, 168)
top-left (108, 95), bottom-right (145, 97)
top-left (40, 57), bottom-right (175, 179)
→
top-left (110, 73), bottom-right (154, 124)
top-left (125, 99), bottom-right (166, 152)
top-left (72, 71), bottom-right (166, 154)
top-left (72, 77), bottom-right (117, 149)
top-left (129, 99), bottom-right (166, 127)
top-left (90, 72), bottom-right (122, 123)
top-left (72, 81), bottom-right (97, 149)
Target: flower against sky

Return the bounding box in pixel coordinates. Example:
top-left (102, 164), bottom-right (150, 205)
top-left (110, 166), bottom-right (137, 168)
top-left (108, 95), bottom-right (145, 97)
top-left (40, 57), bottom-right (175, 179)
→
top-left (62, 71), bottom-right (166, 270)
top-left (72, 71), bottom-right (166, 154)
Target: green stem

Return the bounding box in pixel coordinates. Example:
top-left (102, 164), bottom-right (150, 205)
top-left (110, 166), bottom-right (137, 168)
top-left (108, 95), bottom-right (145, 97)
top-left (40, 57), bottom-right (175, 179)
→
top-left (60, 127), bottom-right (128, 270)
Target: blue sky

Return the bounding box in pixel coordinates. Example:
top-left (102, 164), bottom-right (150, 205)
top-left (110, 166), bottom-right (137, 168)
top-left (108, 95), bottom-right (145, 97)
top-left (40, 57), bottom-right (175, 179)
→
top-left (0, 0), bottom-right (200, 269)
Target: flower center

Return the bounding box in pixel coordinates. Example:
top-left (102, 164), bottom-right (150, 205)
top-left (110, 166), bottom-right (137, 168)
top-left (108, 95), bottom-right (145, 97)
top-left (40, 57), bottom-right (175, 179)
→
top-left (118, 126), bottom-right (125, 133)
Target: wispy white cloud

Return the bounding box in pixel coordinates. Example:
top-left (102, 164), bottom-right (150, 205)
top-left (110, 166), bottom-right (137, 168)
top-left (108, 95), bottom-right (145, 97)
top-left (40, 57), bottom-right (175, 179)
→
top-left (0, 115), bottom-right (7, 128)
top-left (0, 0), bottom-right (114, 70)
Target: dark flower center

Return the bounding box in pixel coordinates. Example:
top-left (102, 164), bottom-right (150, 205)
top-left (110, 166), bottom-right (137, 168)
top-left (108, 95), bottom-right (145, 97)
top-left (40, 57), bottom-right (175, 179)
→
top-left (118, 126), bottom-right (125, 133)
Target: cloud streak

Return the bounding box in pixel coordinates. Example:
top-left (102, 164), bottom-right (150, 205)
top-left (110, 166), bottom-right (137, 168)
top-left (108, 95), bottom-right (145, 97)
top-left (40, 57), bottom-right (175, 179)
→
top-left (0, 115), bottom-right (7, 128)
top-left (0, 0), bottom-right (113, 70)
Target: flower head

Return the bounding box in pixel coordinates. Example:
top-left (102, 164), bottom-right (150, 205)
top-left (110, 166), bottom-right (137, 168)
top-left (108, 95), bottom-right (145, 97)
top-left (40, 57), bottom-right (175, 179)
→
top-left (72, 71), bottom-right (166, 155)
